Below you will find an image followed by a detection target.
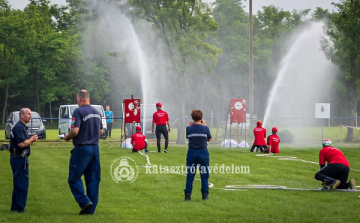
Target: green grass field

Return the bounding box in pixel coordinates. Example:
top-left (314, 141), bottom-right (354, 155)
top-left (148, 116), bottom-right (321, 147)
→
top-left (0, 129), bottom-right (360, 222)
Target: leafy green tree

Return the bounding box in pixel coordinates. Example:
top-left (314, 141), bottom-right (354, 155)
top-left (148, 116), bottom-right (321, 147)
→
top-left (321, 0), bottom-right (360, 141)
top-left (0, 1), bottom-right (29, 123)
top-left (128, 0), bottom-right (221, 144)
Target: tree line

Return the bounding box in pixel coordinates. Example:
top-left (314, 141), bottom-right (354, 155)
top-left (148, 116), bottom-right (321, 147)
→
top-left (1, 0), bottom-right (359, 142)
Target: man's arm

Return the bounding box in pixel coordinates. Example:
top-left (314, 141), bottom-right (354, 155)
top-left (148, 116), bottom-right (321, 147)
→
top-left (18, 135), bottom-right (38, 148)
top-left (152, 122), bottom-right (155, 134)
top-left (64, 127), bottom-right (80, 141)
top-left (167, 120), bottom-right (171, 133)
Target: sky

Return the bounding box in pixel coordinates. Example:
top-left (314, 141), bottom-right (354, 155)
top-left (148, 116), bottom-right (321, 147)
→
top-left (9, 0), bottom-right (340, 13)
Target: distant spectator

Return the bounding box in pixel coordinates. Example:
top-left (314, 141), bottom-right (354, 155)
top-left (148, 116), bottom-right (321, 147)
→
top-left (105, 105), bottom-right (114, 138)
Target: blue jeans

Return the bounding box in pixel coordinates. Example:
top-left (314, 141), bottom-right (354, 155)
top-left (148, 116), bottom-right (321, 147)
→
top-left (68, 145), bottom-right (101, 214)
top-left (10, 154), bottom-right (29, 212)
top-left (184, 148), bottom-right (210, 195)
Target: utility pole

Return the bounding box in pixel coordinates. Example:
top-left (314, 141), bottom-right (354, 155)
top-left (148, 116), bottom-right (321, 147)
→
top-left (249, 0), bottom-right (254, 125)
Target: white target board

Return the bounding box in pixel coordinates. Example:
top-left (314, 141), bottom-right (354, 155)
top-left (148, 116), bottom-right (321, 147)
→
top-left (315, 103), bottom-right (330, 119)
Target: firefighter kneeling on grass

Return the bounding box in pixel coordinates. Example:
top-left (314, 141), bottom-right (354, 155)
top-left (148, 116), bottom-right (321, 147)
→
top-left (314, 139), bottom-right (357, 191)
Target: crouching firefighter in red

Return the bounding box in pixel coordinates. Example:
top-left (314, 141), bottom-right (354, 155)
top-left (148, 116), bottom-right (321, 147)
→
top-left (314, 139), bottom-right (356, 191)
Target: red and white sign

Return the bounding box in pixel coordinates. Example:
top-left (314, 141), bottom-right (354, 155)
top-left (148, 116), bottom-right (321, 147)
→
top-left (123, 99), bottom-right (141, 124)
top-left (230, 98), bottom-right (246, 123)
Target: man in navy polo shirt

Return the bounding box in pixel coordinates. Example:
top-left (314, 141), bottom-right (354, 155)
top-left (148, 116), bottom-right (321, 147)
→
top-left (152, 102), bottom-right (171, 153)
top-left (184, 109), bottom-right (212, 201)
top-left (9, 108), bottom-right (38, 212)
top-left (64, 90), bottom-right (103, 215)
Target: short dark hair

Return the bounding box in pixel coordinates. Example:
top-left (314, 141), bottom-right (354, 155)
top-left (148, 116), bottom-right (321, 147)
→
top-left (191, 109), bottom-right (203, 122)
top-left (77, 90), bottom-right (89, 99)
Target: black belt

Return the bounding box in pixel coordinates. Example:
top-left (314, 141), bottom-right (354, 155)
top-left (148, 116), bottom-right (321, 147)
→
top-left (157, 124), bottom-right (166, 126)
top-left (74, 144), bottom-right (96, 147)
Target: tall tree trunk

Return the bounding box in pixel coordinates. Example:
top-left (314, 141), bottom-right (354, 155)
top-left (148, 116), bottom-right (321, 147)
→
top-left (36, 78), bottom-right (40, 111)
top-left (49, 102), bottom-right (52, 123)
top-left (345, 57), bottom-right (357, 141)
top-left (176, 68), bottom-right (186, 144)
top-left (2, 84), bottom-right (9, 124)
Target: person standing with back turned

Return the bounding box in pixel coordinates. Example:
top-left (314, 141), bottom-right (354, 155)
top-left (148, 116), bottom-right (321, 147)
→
top-left (184, 109), bottom-right (212, 201)
top-left (152, 102), bottom-right (171, 153)
top-left (9, 108), bottom-right (38, 212)
top-left (250, 120), bottom-right (267, 153)
top-left (64, 90), bottom-right (103, 215)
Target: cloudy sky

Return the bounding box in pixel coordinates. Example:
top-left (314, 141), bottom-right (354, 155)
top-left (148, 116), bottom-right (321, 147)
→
top-left (10, 0), bottom-right (340, 12)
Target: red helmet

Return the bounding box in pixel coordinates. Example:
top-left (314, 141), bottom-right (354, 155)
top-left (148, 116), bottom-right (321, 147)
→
top-left (256, 121), bottom-right (262, 126)
top-left (156, 102), bottom-right (162, 108)
top-left (272, 126), bottom-right (278, 132)
top-left (136, 125), bottom-right (142, 132)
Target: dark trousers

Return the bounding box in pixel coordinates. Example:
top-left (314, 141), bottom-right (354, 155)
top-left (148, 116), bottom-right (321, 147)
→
top-left (68, 145), bottom-right (101, 214)
top-left (132, 141), bottom-right (148, 152)
top-left (184, 148), bottom-right (210, 195)
top-left (250, 145), bottom-right (267, 152)
top-left (10, 154), bottom-right (29, 212)
top-left (107, 123), bottom-right (113, 137)
top-left (155, 125), bottom-right (168, 151)
top-left (314, 163), bottom-right (350, 189)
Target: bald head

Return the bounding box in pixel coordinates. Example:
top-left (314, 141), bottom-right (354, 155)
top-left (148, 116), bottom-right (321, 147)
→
top-left (19, 108), bottom-right (32, 124)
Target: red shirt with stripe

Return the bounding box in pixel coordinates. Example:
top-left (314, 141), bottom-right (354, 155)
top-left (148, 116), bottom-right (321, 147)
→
top-left (152, 110), bottom-right (169, 125)
top-left (253, 126), bottom-right (267, 145)
top-left (319, 146), bottom-right (349, 167)
top-left (267, 134), bottom-right (280, 153)
top-left (131, 132), bottom-right (146, 151)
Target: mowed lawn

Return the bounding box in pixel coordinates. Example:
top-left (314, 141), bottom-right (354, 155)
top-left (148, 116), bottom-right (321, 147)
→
top-left (0, 136), bottom-right (360, 223)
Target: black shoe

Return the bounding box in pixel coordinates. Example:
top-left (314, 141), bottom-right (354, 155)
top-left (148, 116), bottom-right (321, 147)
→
top-left (164, 149), bottom-right (168, 153)
top-left (79, 201), bottom-right (93, 215)
top-left (202, 194), bottom-right (208, 201)
top-left (185, 194), bottom-right (191, 201)
top-left (158, 150), bottom-right (161, 153)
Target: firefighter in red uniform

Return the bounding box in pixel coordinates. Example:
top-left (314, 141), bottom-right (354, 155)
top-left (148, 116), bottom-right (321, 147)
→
top-left (131, 126), bottom-right (149, 153)
top-left (250, 121), bottom-right (267, 153)
top-left (267, 126), bottom-right (280, 153)
top-left (314, 139), bottom-right (356, 191)
top-left (152, 102), bottom-right (171, 153)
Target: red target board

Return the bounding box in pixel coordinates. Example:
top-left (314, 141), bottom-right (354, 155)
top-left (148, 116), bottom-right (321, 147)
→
top-left (123, 99), bottom-right (141, 124)
top-left (230, 99), bottom-right (246, 123)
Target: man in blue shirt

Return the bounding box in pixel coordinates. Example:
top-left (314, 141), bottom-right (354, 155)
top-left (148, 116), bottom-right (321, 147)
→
top-left (105, 105), bottom-right (114, 138)
top-left (184, 109), bottom-right (212, 201)
top-left (64, 90), bottom-right (103, 215)
top-left (9, 108), bottom-right (38, 212)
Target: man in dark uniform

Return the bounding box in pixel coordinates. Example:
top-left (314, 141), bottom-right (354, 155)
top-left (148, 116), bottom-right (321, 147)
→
top-left (152, 102), bottom-right (171, 153)
top-left (184, 109), bottom-right (212, 201)
top-left (314, 139), bottom-right (356, 191)
top-left (9, 108), bottom-right (38, 212)
top-left (64, 90), bottom-right (103, 215)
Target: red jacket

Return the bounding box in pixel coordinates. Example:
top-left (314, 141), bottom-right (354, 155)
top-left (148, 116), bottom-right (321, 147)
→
top-left (131, 132), bottom-right (146, 151)
top-left (319, 146), bottom-right (349, 167)
top-left (267, 134), bottom-right (280, 153)
top-left (253, 126), bottom-right (266, 145)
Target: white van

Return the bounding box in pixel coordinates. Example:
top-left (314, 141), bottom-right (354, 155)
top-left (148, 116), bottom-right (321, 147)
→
top-left (58, 104), bottom-right (107, 139)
